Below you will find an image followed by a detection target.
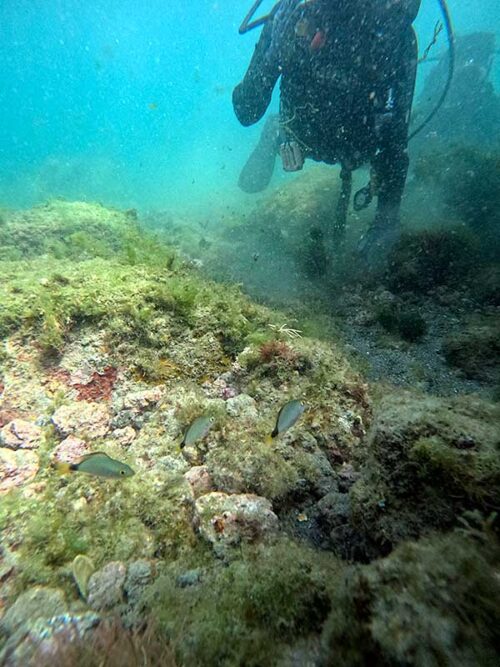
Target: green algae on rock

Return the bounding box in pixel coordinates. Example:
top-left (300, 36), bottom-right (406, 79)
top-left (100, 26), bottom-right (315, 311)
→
top-left (321, 529), bottom-right (500, 667)
top-left (144, 538), bottom-right (342, 667)
top-left (385, 227), bottom-right (479, 294)
top-left (349, 391), bottom-right (500, 550)
top-left (1, 197), bottom-right (499, 666)
top-left (443, 320), bottom-right (500, 384)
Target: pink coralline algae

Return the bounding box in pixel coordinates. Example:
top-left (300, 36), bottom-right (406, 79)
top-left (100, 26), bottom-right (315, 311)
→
top-left (202, 377), bottom-right (238, 400)
top-left (0, 420), bottom-right (43, 450)
top-left (52, 436), bottom-right (90, 463)
top-left (51, 403), bottom-right (110, 438)
top-left (0, 448), bottom-right (39, 495)
top-left (73, 366), bottom-right (118, 402)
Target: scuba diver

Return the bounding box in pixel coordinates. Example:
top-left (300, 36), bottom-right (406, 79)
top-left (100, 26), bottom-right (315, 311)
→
top-left (233, 0), bottom-right (423, 258)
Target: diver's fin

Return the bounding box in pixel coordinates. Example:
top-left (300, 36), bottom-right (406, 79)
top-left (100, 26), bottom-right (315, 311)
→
top-left (238, 114), bottom-right (279, 193)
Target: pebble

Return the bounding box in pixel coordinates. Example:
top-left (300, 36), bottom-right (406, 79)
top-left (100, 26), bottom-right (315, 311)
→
top-left (87, 561), bottom-right (126, 611)
top-left (0, 448), bottom-right (39, 495)
top-left (157, 454), bottom-right (189, 475)
top-left (124, 560), bottom-right (153, 606)
top-left (51, 435), bottom-right (90, 463)
top-left (0, 420), bottom-right (43, 450)
top-left (194, 492), bottom-right (279, 554)
top-left (72, 497), bottom-right (88, 512)
top-left (0, 612), bottom-right (100, 667)
top-left (225, 394), bottom-right (258, 419)
top-left (112, 426), bottom-right (136, 446)
top-left (184, 465), bottom-right (213, 497)
top-left (119, 387), bottom-right (164, 412)
top-left (52, 403), bottom-right (110, 438)
top-left (176, 569), bottom-right (202, 588)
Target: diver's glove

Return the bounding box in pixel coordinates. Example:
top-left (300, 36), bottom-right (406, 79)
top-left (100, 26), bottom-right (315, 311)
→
top-left (279, 140), bottom-right (304, 172)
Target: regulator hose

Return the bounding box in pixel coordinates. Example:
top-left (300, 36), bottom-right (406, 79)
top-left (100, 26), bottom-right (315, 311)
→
top-left (408, 0), bottom-right (455, 140)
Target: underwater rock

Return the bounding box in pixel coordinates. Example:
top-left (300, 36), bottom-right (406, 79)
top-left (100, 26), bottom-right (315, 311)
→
top-left (321, 531), bottom-right (500, 666)
top-left (443, 323), bottom-right (500, 383)
top-left (0, 448), bottom-right (39, 495)
top-left (184, 465), bottom-right (213, 497)
top-left (51, 402), bottom-right (110, 439)
top-left (313, 490), bottom-right (372, 561)
top-left (194, 492), bottom-right (279, 554)
top-left (176, 569), bottom-right (202, 588)
top-left (202, 375), bottom-right (238, 400)
top-left (0, 586), bottom-right (67, 635)
top-left (0, 612), bottom-right (100, 667)
top-left (71, 554), bottom-right (95, 599)
top-left (112, 426), bottom-right (136, 446)
top-left (119, 387), bottom-right (164, 413)
top-left (337, 464), bottom-right (360, 493)
top-left (181, 444), bottom-right (205, 467)
top-left (386, 228), bottom-right (479, 294)
top-left (87, 561), bottom-right (126, 611)
top-left (72, 366), bottom-right (118, 402)
top-left (156, 454), bottom-right (189, 475)
top-left (52, 435), bottom-right (90, 463)
top-left (124, 560), bottom-right (153, 607)
top-left (349, 391), bottom-right (500, 549)
top-left (0, 420), bottom-right (42, 450)
top-left (226, 394), bottom-right (258, 421)
top-left (225, 393), bottom-right (258, 420)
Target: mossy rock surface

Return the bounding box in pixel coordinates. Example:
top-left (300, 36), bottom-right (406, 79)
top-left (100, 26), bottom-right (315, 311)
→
top-left (1, 197), bottom-right (499, 666)
top-left (350, 391), bottom-right (500, 548)
top-left (385, 227), bottom-right (479, 294)
top-left (145, 538), bottom-right (342, 667)
top-left (321, 529), bottom-right (500, 667)
top-left (0, 200), bottom-right (142, 261)
top-left (443, 321), bottom-right (500, 383)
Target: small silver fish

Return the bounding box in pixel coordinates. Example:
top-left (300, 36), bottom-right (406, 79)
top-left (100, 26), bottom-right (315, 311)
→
top-left (271, 399), bottom-right (305, 438)
top-left (180, 416), bottom-right (214, 449)
top-left (56, 452), bottom-right (134, 478)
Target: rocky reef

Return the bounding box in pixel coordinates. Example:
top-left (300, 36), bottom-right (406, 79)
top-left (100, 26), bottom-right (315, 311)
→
top-left (0, 199), bottom-right (499, 666)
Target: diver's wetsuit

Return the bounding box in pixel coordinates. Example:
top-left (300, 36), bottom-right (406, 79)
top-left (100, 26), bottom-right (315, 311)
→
top-left (233, 0), bottom-right (421, 251)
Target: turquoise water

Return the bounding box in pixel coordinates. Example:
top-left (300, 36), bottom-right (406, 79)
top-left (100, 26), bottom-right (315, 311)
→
top-left (0, 0), bottom-right (499, 213)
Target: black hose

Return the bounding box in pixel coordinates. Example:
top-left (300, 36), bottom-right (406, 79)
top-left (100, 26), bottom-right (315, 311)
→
top-left (239, 0), bottom-right (270, 35)
top-left (408, 0), bottom-right (455, 140)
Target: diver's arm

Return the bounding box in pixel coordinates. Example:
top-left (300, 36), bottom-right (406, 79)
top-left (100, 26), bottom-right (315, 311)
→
top-left (233, 18), bottom-right (281, 127)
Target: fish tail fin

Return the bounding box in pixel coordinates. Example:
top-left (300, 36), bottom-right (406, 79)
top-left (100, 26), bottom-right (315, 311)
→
top-left (54, 461), bottom-right (72, 475)
top-left (265, 434), bottom-right (274, 445)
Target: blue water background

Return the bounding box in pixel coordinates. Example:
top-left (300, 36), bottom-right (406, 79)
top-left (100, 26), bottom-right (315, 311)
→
top-left (0, 0), bottom-right (498, 213)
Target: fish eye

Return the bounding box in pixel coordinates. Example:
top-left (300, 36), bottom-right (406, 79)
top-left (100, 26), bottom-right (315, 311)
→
top-left (120, 470), bottom-right (125, 475)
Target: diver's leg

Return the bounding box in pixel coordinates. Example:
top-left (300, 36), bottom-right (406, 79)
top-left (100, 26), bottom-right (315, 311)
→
top-left (359, 26), bottom-right (418, 261)
top-left (332, 166), bottom-right (352, 243)
top-left (357, 148), bottom-right (409, 257)
top-left (238, 114), bottom-right (280, 193)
